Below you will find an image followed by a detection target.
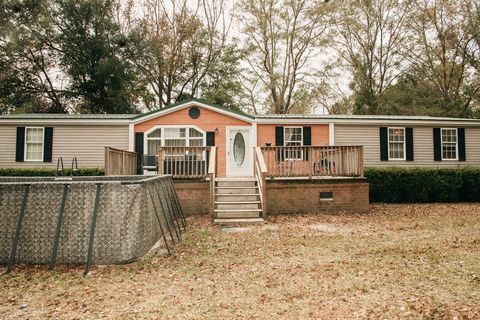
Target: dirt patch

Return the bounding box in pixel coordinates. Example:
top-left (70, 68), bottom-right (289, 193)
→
top-left (309, 223), bottom-right (350, 233)
top-left (221, 227), bottom-right (251, 233)
top-left (1, 204), bottom-right (480, 319)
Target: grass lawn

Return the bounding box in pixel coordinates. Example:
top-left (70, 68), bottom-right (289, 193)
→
top-left (1, 204), bottom-right (480, 319)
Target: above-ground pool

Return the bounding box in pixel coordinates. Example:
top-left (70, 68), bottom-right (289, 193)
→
top-left (0, 175), bottom-right (185, 273)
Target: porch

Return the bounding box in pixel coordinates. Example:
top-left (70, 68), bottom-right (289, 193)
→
top-left (105, 145), bottom-right (368, 224)
top-left (139, 145), bottom-right (364, 180)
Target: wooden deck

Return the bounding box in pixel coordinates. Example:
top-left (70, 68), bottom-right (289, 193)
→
top-left (260, 145), bottom-right (364, 179)
top-left (104, 145), bottom-right (365, 222)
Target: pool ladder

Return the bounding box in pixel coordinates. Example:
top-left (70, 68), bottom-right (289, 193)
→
top-left (55, 157), bottom-right (79, 179)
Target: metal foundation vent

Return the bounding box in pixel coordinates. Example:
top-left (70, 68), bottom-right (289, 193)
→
top-left (319, 191), bottom-right (333, 201)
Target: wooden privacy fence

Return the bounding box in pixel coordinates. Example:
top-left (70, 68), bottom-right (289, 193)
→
top-left (260, 145), bottom-right (364, 178)
top-left (158, 146), bottom-right (212, 179)
top-left (104, 147), bottom-right (137, 176)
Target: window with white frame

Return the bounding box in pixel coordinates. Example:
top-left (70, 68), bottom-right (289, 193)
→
top-left (146, 127), bottom-right (205, 155)
top-left (388, 127), bottom-right (405, 160)
top-left (441, 128), bottom-right (457, 160)
top-left (284, 127), bottom-right (303, 160)
top-left (25, 127), bottom-right (44, 161)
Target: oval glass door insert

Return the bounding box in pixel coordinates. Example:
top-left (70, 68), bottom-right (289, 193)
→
top-left (233, 132), bottom-right (245, 166)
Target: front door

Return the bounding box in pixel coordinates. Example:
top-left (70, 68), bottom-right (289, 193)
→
top-left (226, 127), bottom-right (253, 177)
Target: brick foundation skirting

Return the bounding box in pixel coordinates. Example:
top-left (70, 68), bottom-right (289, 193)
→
top-left (266, 178), bottom-right (369, 214)
top-left (174, 178), bottom-right (369, 216)
top-left (173, 181), bottom-right (210, 216)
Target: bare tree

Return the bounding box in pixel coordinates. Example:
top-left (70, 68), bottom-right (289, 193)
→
top-left (408, 0), bottom-right (479, 114)
top-left (130, 0), bottom-right (232, 109)
top-left (335, 0), bottom-right (412, 114)
top-left (462, 0), bottom-right (480, 111)
top-left (237, 0), bottom-right (335, 114)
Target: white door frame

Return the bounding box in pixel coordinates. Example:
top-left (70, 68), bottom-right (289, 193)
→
top-left (226, 126), bottom-right (254, 177)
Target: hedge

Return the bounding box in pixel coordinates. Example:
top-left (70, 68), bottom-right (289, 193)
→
top-left (0, 167), bottom-right (104, 177)
top-left (365, 167), bottom-right (480, 203)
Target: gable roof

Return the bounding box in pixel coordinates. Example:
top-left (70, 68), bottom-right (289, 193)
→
top-left (132, 98), bottom-right (255, 124)
top-left (0, 99), bottom-right (254, 125)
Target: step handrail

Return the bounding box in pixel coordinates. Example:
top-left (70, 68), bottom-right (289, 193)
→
top-left (254, 147), bottom-right (268, 218)
top-left (208, 147), bottom-right (217, 218)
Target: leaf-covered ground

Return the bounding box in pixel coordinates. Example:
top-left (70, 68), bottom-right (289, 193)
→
top-left (1, 204), bottom-right (480, 319)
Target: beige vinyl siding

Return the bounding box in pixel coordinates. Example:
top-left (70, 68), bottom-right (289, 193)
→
top-left (335, 124), bottom-right (480, 168)
top-left (0, 124), bottom-right (129, 168)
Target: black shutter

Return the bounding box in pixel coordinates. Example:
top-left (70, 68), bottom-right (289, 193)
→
top-left (135, 132), bottom-right (144, 174)
top-left (433, 128), bottom-right (441, 161)
top-left (206, 132), bottom-right (215, 146)
top-left (43, 127), bottom-right (53, 162)
top-left (303, 127), bottom-right (311, 161)
top-left (405, 127), bottom-right (414, 161)
top-left (275, 127), bottom-right (284, 146)
top-left (303, 127), bottom-right (311, 145)
top-left (16, 127), bottom-right (25, 162)
top-left (379, 127), bottom-right (388, 161)
top-left (458, 128), bottom-right (466, 161)
top-left (275, 126), bottom-right (284, 161)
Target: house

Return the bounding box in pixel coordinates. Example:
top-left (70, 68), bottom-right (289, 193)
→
top-left (2, 99), bottom-right (479, 171)
top-left (1, 99), bottom-right (480, 222)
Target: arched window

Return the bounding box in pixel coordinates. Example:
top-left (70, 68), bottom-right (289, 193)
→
top-left (145, 126), bottom-right (205, 155)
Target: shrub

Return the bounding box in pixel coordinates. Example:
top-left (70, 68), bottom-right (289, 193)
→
top-left (459, 167), bottom-right (480, 202)
top-left (0, 167), bottom-right (104, 177)
top-left (365, 167), bottom-right (480, 203)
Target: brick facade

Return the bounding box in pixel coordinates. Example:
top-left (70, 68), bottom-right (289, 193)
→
top-left (135, 106), bottom-right (252, 177)
top-left (134, 103), bottom-right (331, 178)
top-left (256, 124), bottom-right (330, 147)
top-left (266, 179), bottom-right (369, 214)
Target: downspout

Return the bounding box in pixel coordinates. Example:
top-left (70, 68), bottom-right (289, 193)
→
top-left (329, 123), bottom-right (335, 146)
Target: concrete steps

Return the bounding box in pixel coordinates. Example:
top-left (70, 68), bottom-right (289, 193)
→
top-left (213, 178), bottom-right (264, 225)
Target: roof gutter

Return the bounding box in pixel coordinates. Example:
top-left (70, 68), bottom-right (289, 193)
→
top-left (0, 119), bottom-right (132, 126)
top-left (254, 118), bottom-right (480, 126)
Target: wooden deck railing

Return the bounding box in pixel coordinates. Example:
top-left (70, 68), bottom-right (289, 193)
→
top-left (254, 147), bottom-right (268, 218)
top-left (260, 145), bottom-right (364, 178)
top-left (157, 146), bottom-right (211, 179)
top-left (104, 147), bottom-right (137, 176)
top-left (208, 147), bottom-right (217, 218)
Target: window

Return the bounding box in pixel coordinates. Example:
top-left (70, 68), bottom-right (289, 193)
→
top-left (25, 127), bottom-right (44, 161)
top-left (388, 127), bottom-right (405, 160)
top-left (284, 127), bottom-right (303, 160)
top-left (441, 128), bottom-right (457, 160)
top-left (145, 126), bottom-right (205, 155)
